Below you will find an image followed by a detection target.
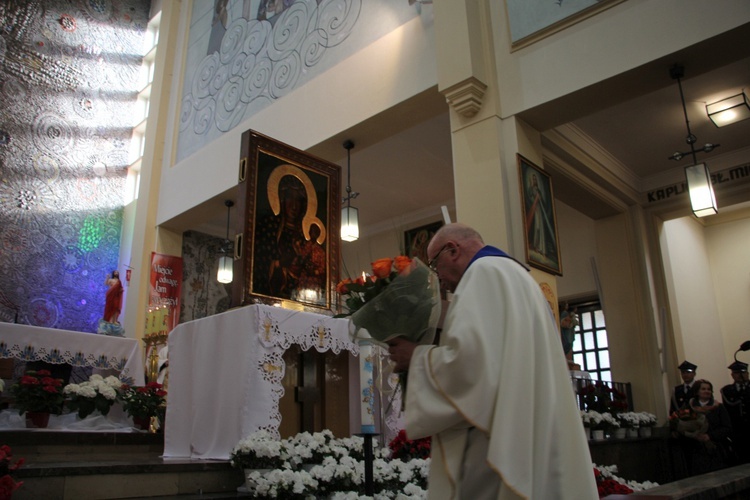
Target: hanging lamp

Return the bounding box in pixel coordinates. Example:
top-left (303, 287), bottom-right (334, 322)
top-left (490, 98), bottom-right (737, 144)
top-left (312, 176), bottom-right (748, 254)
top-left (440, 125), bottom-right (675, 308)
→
top-left (341, 140), bottom-right (360, 242)
top-left (217, 199), bottom-right (234, 283)
top-left (666, 64), bottom-right (718, 217)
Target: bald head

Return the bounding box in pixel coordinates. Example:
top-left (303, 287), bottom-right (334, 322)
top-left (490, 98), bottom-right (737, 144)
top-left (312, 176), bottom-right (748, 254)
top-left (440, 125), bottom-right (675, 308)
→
top-left (427, 223), bottom-right (486, 292)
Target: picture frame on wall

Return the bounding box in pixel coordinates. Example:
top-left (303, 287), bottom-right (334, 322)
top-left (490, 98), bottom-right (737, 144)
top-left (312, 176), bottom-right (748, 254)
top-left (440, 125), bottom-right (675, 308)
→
top-left (517, 154), bottom-right (563, 276)
top-left (404, 221), bottom-right (444, 266)
top-left (506, 0), bottom-right (626, 50)
top-left (237, 130), bottom-right (341, 312)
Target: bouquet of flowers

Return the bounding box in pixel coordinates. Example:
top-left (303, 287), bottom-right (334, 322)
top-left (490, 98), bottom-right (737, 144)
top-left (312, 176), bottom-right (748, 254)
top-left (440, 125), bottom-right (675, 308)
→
top-left (336, 256), bottom-right (441, 346)
top-left (10, 370), bottom-right (65, 415)
top-left (119, 382), bottom-right (167, 421)
top-left (669, 407), bottom-right (707, 439)
top-left (63, 374), bottom-right (121, 419)
top-left (336, 256), bottom-right (441, 410)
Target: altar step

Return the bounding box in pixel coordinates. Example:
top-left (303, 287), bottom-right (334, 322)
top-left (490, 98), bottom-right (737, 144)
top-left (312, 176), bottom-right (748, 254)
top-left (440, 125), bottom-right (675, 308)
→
top-left (2, 431), bottom-right (246, 499)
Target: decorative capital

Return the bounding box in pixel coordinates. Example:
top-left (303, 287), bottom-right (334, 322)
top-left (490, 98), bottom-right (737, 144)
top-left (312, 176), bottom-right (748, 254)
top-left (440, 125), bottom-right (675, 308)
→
top-left (441, 77), bottom-right (488, 118)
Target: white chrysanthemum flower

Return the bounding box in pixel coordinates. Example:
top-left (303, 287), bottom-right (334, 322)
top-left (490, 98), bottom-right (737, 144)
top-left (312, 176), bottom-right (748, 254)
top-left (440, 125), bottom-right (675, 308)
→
top-left (104, 376), bottom-right (122, 388)
top-left (78, 385), bottom-right (97, 398)
top-left (99, 385), bottom-right (117, 400)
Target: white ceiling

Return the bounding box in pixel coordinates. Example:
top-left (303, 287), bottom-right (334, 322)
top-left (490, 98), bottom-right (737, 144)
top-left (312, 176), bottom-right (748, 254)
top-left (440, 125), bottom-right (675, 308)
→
top-left (170, 23), bottom-right (750, 237)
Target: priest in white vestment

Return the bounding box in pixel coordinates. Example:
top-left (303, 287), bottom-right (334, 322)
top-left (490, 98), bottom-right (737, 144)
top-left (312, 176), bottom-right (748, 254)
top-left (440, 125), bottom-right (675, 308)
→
top-left (387, 223), bottom-right (597, 499)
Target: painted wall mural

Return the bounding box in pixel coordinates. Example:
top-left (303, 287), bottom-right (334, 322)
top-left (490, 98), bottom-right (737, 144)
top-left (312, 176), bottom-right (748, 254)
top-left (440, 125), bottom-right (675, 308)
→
top-left (0, 0), bottom-right (151, 332)
top-left (176, 0), bottom-right (419, 161)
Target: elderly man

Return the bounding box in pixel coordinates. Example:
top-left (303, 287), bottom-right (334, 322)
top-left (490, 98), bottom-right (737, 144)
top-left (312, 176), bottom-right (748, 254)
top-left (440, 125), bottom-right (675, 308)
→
top-left (387, 223), bottom-right (597, 499)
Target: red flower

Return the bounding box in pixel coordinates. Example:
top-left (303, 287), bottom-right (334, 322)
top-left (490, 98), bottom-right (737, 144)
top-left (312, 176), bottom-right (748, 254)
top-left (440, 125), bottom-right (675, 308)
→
top-left (0, 474), bottom-right (22, 498)
top-left (19, 376), bottom-right (39, 385)
top-left (388, 429), bottom-right (431, 460)
top-left (36, 370), bottom-right (52, 376)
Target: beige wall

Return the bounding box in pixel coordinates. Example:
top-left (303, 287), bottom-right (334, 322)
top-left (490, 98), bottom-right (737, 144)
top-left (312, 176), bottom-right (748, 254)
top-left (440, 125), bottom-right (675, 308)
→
top-left (661, 212), bottom-right (750, 397)
top-left (556, 201), bottom-right (598, 300)
top-left (488, 0), bottom-right (749, 120)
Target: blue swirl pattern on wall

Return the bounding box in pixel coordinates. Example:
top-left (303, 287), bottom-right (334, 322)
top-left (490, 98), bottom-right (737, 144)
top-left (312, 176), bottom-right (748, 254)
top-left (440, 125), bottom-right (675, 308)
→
top-left (177, 0), bottom-right (363, 160)
top-left (0, 0), bottom-right (150, 332)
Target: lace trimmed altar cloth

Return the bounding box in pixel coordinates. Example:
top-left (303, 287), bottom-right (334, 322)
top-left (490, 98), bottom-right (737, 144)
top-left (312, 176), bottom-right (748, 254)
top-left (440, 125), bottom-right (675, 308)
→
top-left (0, 322), bottom-right (145, 385)
top-left (163, 304), bottom-right (357, 460)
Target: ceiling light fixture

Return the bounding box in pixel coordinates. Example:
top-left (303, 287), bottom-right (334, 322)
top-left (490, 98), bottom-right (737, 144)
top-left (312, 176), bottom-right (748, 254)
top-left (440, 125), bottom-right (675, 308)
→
top-left (667, 64), bottom-right (718, 217)
top-left (217, 199), bottom-right (234, 283)
top-left (706, 90), bottom-right (750, 127)
top-left (341, 140), bottom-right (359, 242)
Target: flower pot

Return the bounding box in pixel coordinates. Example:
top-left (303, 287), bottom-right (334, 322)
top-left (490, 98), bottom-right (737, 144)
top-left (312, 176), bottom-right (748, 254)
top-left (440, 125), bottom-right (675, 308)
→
top-left (639, 426), bottom-right (652, 438)
top-left (25, 411), bottom-right (50, 429)
top-left (612, 428), bottom-right (627, 440)
top-left (626, 428), bottom-right (639, 439)
top-left (592, 429), bottom-right (605, 441)
top-left (133, 416), bottom-right (151, 430)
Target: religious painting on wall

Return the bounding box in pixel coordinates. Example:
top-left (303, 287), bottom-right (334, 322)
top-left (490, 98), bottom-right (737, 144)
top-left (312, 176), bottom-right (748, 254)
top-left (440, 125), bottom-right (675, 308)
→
top-left (237, 130), bottom-right (340, 313)
top-left (517, 154), bottom-right (563, 276)
top-left (404, 221), bottom-right (443, 266)
top-left (506, 0), bottom-right (626, 49)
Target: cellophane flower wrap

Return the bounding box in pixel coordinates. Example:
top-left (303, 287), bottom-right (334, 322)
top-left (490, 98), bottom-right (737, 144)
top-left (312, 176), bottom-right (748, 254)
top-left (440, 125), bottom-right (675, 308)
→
top-left (338, 257), bottom-right (441, 347)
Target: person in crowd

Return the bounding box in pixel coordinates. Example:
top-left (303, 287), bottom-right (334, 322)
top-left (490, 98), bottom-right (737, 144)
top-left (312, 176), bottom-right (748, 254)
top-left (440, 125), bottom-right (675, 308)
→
top-left (104, 270), bottom-right (123, 324)
top-left (386, 223), bottom-right (597, 499)
top-left (671, 360), bottom-right (698, 414)
top-left (680, 379), bottom-right (734, 474)
top-left (721, 361), bottom-right (750, 463)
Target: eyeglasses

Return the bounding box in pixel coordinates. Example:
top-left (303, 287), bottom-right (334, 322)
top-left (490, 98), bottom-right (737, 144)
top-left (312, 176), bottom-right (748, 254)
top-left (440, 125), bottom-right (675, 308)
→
top-left (428, 243), bottom-right (453, 271)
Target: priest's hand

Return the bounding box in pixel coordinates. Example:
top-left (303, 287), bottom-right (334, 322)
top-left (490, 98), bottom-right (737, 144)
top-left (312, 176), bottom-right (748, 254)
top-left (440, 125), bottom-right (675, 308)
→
top-left (387, 337), bottom-right (416, 373)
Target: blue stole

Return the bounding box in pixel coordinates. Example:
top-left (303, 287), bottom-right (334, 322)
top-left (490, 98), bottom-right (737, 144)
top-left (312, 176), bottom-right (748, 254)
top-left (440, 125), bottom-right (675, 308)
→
top-left (468, 245), bottom-right (528, 271)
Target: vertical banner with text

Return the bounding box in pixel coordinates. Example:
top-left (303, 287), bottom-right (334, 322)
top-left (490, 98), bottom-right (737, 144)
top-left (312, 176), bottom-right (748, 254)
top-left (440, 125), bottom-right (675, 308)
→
top-left (149, 252), bottom-right (183, 332)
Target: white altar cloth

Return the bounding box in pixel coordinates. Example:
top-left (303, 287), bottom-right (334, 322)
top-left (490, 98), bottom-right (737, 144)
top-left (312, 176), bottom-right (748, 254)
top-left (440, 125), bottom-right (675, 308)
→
top-left (163, 304), bottom-right (356, 460)
top-left (0, 323), bottom-right (145, 385)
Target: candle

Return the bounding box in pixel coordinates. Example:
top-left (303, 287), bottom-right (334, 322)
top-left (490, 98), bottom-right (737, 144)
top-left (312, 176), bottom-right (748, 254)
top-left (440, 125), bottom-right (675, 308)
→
top-left (359, 340), bottom-right (376, 434)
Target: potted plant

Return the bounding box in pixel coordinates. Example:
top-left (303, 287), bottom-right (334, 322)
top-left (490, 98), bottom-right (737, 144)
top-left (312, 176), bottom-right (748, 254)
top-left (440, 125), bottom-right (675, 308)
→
top-left (590, 412), bottom-right (619, 440)
top-left (617, 412), bottom-right (640, 438)
top-left (231, 430), bottom-right (286, 470)
top-left (63, 374), bottom-right (121, 419)
top-left (282, 430), bottom-right (335, 469)
top-left (638, 411), bottom-right (657, 437)
top-left (10, 370), bottom-right (65, 428)
top-left (119, 382), bottom-right (167, 430)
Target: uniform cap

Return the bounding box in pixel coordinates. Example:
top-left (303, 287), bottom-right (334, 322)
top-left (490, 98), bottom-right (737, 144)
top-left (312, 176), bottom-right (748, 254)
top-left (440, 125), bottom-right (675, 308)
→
top-left (728, 361), bottom-right (748, 373)
top-left (678, 361), bottom-right (697, 372)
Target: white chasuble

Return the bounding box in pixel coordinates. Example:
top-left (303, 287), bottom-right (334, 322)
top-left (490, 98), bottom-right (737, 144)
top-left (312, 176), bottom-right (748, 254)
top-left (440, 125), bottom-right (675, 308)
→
top-left (405, 257), bottom-right (597, 500)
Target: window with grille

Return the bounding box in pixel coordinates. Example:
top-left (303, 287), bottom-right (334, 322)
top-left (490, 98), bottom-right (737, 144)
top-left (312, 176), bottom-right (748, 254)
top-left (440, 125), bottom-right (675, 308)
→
top-left (570, 300), bottom-right (611, 382)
